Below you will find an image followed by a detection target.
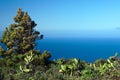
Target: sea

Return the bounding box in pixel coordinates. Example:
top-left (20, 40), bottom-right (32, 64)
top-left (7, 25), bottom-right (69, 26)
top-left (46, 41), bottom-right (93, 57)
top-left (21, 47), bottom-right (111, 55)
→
top-left (35, 38), bottom-right (120, 62)
top-left (1, 38), bottom-right (120, 62)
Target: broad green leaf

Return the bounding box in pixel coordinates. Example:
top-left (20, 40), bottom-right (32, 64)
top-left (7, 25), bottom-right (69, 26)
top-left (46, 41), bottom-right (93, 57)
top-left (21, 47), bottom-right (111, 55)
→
top-left (61, 65), bottom-right (67, 71)
top-left (23, 69), bottom-right (31, 73)
top-left (68, 65), bottom-right (73, 70)
top-left (19, 65), bottom-right (23, 71)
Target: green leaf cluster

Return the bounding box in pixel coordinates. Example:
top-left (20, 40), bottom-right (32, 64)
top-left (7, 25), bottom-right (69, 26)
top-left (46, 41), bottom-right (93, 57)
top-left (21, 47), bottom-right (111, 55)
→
top-left (59, 58), bottom-right (82, 76)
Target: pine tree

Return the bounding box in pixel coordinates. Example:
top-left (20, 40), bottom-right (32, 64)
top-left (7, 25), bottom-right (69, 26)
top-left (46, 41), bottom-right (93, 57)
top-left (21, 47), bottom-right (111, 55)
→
top-left (0, 9), bottom-right (51, 64)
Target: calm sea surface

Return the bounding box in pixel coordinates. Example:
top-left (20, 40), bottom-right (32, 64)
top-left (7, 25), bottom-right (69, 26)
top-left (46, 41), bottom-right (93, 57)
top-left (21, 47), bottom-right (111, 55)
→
top-left (1, 38), bottom-right (120, 62)
top-left (35, 38), bottom-right (120, 62)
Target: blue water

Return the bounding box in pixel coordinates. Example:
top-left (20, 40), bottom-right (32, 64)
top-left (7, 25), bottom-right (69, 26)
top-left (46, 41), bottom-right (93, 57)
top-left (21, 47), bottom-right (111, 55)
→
top-left (1, 38), bottom-right (120, 62)
top-left (35, 38), bottom-right (120, 62)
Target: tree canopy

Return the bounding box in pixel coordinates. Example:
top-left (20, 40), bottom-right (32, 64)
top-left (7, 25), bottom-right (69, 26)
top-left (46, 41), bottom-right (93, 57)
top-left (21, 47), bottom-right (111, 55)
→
top-left (0, 8), bottom-right (49, 60)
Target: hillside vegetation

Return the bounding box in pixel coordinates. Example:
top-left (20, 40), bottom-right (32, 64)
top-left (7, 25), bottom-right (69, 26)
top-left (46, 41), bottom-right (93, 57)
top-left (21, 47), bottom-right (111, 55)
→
top-left (0, 9), bottom-right (120, 80)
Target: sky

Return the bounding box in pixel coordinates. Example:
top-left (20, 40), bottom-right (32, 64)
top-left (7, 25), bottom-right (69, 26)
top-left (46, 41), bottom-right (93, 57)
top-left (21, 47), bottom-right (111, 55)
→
top-left (0, 0), bottom-right (120, 38)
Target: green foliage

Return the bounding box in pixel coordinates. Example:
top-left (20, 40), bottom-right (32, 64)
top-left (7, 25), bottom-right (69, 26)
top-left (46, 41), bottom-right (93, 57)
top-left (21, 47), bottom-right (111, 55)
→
top-left (59, 58), bottom-right (83, 76)
top-left (92, 53), bottom-right (120, 76)
top-left (56, 58), bottom-right (65, 65)
top-left (0, 8), bottom-right (51, 67)
top-left (30, 51), bottom-right (51, 66)
top-left (0, 69), bottom-right (4, 80)
top-left (19, 50), bottom-right (33, 73)
top-left (1, 9), bottom-right (120, 80)
top-left (0, 8), bottom-right (43, 58)
top-left (0, 46), bottom-right (5, 56)
top-left (0, 8), bottom-right (52, 79)
top-left (0, 55), bottom-right (120, 80)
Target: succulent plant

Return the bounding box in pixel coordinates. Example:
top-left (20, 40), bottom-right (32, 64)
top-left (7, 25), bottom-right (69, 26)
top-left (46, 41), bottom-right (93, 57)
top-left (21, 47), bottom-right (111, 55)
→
top-left (59, 58), bottom-right (81, 76)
